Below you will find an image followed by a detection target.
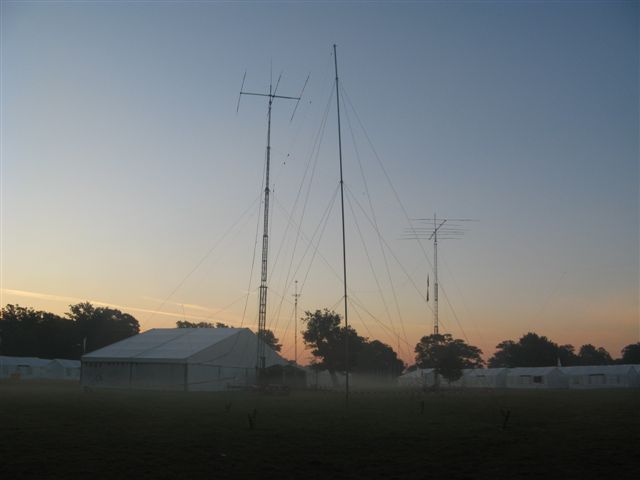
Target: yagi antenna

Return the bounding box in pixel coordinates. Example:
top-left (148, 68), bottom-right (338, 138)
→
top-left (273, 71), bottom-right (283, 96)
top-left (402, 214), bottom-right (475, 336)
top-left (290, 72), bottom-right (310, 122)
top-left (236, 70), bottom-right (247, 114)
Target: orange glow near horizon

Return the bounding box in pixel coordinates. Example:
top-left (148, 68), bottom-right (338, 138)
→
top-left (2, 287), bottom-right (637, 366)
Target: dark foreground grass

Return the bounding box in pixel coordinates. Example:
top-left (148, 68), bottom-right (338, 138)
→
top-left (0, 382), bottom-right (638, 479)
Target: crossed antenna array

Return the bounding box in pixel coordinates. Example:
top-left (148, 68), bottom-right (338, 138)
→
top-left (402, 217), bottom-right (476, 240)
top-left (236, 69), bottom-right (310, 122)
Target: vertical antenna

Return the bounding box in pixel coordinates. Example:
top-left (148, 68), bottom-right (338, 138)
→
top-left (238, 70), bottom-right (304, 374)
top-left (334, 44), bottom-right (350, 408)
top-left (293, 279), bottom-right (300, 364)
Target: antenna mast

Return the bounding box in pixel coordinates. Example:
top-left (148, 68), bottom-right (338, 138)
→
top-left (403, 216), bottom-right (473, 335)
top-left (431, 214), bottom-right (444, 335)
top-left (238, 70), bottom-right (303, 372)
top-left (333, 44), bottom-right (350, 407)
top-left (293, 279), bottom-right (300, 364)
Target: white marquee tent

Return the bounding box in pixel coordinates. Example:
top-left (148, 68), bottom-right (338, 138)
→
top-left (47, 359), bottom-right (81, 381)
top-left (462, 368), bottom-right (508, 388)
top-left (0, 356), bottom-right (50, 379)
top-left (561, 365), bottom-right (640, 389)
top-left (505, 366), bottom-right (568, 389)
top-left (81, 328), bottom-right (286, 391)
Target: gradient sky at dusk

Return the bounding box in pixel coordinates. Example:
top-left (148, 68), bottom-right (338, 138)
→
top-left (2, 1), bottom-right (638, 364)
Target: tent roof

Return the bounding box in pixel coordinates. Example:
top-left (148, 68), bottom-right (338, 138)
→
top-left (0, 356), bottom-right (50, 367)
top-left (463, 368), bottom-right (507, 377)
top-left (52, 359), bottom-right (81, 368)
top-left (560, 365), bottom-right (638, 375)
top-left (508, 367), bottom-right (560, 375)
top-left (82, 328), bottom-right (247, 362)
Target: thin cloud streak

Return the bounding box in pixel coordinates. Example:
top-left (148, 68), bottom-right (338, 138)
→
top-left (1, 288), bottom-right (215, 323)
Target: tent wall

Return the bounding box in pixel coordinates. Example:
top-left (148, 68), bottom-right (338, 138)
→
top-left (131, 363), bottom-right (186, 391)
top-left (82, 361), bottom-right (133, 389)
top-left (462, 369), bottom-right (508, 388)
top-left (187, 365), bottom-right (254, 391)
top-left (562, 366), bottom-right (640, 389)
top-left (46, 360), bottom-right (81, 381)
top-left (0, 356), bottom-right (49, 380)
top-left (505, 368), bottom-right (568, 389)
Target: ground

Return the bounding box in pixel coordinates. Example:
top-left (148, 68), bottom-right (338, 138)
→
top-left (0, 381), bottom-right (638, 479)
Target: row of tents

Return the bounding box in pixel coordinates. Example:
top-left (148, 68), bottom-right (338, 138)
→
top-left (4, 327), bottom-right (639, 391)
top-left (0, 356), bottom-right (81, 381)
top-left (397, 365), bottom-right (640, 389)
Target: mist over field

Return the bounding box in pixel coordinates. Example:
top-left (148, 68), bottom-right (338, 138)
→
top-left (1, 0), bottom-right (638, 478)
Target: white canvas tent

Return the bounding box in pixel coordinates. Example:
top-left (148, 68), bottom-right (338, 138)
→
top-left (0, 356), bottom-right (50, 380)
top-left (46, 359), bottom-right (81, 381)
top-left (81, 328), bottom-right (286, 391)
top-left (505, 367), bottom-right (568, 389)
top-left (462, 368), bottom-right (508, 388)
top-left (561, 365), bottom-right (640, 389)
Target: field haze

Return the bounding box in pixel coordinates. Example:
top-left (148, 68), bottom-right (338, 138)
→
top-left (1, 382), bottom-right (638, 479)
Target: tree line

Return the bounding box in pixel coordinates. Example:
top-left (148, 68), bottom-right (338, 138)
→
top-left (0, 303), bottom-right (140, 359)
top-left (2, 303), bottom-right (638, 379)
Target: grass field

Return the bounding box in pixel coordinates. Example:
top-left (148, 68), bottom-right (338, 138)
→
top-left (1, 381), bottom-right (638, 479)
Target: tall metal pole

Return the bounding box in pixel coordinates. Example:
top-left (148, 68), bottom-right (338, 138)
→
top-left (433, 214), bottom-right (439, 335)
top-left (293, 279), bottom-right (300, 364)
top-left (333, 44), bottom-right (350, 407)
top-left (256, 91), bottom-right (273, 371)
top-left (237, 73), bottom-right (302, 374)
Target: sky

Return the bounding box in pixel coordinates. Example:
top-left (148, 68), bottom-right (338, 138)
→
top-left (1, 0), bottom-right (638, 365)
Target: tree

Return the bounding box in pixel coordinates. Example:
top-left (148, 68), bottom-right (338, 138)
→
top-left (621, 343), bottom-right (640, 364)
top-left (488, 332), bottom-right (568, 368)
top-left (257, 329), bottom-right (282, 352)
top-left (301, 309), bottom-right (365, 384)
top-left (558, 344), bottom-right (579, 366)
top-left (414, 333), bottom-right (484, 384)
top-left (67, 302), bottom-right (139, 354)
top-left (487, 340), bottom-right (517, 368)
top-left (176, 320), bottom-right (230, 328)
top-left (577, 344), bottom-right (612, 365)
top-left (0, 304), bottom-right (78, 359)
top-left (355, 340), bottom-right (405, 376)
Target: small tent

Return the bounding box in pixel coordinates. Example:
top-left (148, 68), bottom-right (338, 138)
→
top-left (0, 356), bottom-right (50, 380)
top-left (505, 367), bottom-right (568, 389)
top-left (46, 359), bottom-right (81, 381)
top-left (81, 328), bottom-right (286, 391)
top-left (561, 365), bottom-right (640, 389)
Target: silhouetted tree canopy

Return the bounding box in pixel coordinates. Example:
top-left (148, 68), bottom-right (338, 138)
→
top-left (1, 302), bottom-right (139, 359)
top-left (0, 305), bottom-right (78, 359)
top-left (414, 333), bottom-right (484, 383)
top-left (354, 339), bottom-right (405, 376)
top-left (302, 309), bottom-right (363, 375)
top-left (577, 344), bottom-right (612, 365)
top-left (176, 320), bottom-right (230, 328)
top-left (257, 329), bottom-right (282, 352)
top-left (301, 309), bottom-right (403, 379)
top-left (67, 302), bottom-right (140, 354)
top-left (621, 343), bottom-right (640, 364)
top-left (489, 333), bottom-right (582, 367)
